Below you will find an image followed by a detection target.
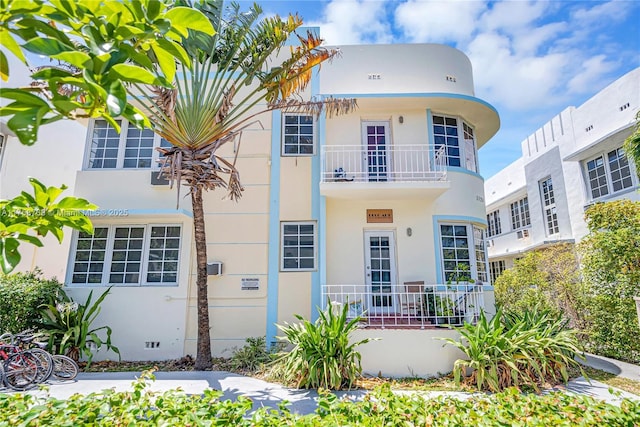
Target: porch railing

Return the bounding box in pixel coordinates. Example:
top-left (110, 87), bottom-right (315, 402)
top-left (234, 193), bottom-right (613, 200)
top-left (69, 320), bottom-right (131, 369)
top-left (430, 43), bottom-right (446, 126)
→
top-left (322, 283), bottom-right (484, 328)
top-left (321, 145), bottom-right (448, 183)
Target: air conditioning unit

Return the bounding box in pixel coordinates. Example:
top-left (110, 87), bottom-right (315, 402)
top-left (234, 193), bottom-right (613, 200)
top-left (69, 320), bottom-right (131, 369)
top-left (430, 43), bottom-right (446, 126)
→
top-left (150, 170), bottom-right (170, 186)
top-left (241, 278), bottom-right (260, 290)
top-left (516, 229), bottom-right (530, 239)
top-left (207, 261), bottom-right (223, 276)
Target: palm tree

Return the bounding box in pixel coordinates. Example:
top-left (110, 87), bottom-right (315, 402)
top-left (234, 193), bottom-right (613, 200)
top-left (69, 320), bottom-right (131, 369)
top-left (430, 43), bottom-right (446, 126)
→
top-left (127, 2), bottom-right (356, 369)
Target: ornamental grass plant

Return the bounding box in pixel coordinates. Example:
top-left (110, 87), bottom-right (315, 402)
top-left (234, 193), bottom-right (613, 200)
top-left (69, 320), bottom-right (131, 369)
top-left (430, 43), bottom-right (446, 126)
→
top-left (269, 301), bottom-right (371, 390)
top-left (442, 308), bottom-right (584, 392)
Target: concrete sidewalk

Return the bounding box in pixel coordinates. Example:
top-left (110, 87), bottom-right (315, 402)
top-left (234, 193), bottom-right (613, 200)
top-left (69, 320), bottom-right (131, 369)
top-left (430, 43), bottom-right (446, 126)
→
top-left (579, 353), bottom-right (640, 382)
top-left (14, 367), bottom-right (638, 414)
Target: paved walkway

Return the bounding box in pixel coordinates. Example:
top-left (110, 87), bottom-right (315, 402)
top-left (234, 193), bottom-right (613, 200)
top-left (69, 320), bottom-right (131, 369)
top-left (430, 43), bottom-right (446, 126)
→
top-left (4, 353), bottom-right (638, 414)
top-left (579, 353), bottom-right (640, 381)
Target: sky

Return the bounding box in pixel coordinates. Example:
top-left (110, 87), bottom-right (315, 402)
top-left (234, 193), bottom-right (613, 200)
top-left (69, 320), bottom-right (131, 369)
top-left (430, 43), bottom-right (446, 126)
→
top-left (238, 0), bottom-right (640, 178)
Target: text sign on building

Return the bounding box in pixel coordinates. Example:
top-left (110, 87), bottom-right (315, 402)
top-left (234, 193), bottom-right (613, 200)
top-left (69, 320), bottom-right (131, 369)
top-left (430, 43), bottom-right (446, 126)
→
top-left (367, 209), bottom-right (393, 223)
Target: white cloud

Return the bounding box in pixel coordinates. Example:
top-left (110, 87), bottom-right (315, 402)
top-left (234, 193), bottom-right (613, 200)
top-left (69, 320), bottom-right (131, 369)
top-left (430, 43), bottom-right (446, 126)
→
top-left (394, 0), bottom-right (485, 44)
top-left (567, 55), bottom-right (617, 94)
top-left (307, 0), bottom-right (393, 45)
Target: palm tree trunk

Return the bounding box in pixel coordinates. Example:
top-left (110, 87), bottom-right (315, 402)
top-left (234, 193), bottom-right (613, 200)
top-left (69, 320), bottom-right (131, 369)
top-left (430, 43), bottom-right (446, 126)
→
top-left (191, 185), bottom-right (213, 370)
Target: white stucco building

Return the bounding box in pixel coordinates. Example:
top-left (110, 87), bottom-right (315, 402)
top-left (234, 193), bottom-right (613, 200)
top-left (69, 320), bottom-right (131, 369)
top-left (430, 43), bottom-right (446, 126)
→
top-left (485, 68), bottom-right (639, 280)
top-left (1, 40), bottom-right (500, 377)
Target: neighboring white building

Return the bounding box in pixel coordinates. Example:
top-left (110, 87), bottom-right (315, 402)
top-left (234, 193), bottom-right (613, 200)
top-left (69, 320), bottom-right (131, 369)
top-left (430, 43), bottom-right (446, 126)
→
top-left (1, 41), bottom-right (500, 377)
top-left (485, 68), bottom-right (640, 280)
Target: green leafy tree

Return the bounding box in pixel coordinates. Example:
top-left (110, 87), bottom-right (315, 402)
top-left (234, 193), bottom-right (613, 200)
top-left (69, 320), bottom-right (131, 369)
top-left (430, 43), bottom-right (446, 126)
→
top-left (0, 178), bottom-right (96, 274)
top-left (494, 243), bottom-right (586, 329)
top-left (580, 200), bottom-right (640, 363)
top-left (623, 110), bottom-right (640, 178)
top-left (1, 0), bottom-right (356, 369)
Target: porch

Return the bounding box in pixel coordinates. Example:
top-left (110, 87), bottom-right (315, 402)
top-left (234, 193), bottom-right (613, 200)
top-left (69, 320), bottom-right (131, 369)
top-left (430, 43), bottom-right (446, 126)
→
top-left (322, 283), bottom-right (484, 329)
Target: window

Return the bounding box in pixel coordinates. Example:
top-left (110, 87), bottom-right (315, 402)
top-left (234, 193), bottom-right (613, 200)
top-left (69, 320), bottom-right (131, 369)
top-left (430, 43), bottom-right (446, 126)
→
top-left (463, 122), bottom-right (477, 172)
top-left (439, 223), bottom-right (487, 283)
top-left (584, 148), bottom-right (634, 200)
top-left (87, 119), bottom-right (167, 169)
top-left (70, 225), bottom-right (181, 285)
top-left (540, 178), bottom-right (559, 235)
top-left (281, 222), bottom-right (316, 271)
top-left (433, 115), bottom-right (460, 167)
top-left (490, 260), bottom-right (506, 283)
top-left (432, 115), bottom-right (477, 172)
top-left (473, 226), bottom-right (488, 283)
top-left (282, 114), bottom-right (314, 156)
top-left (510, 197), bottom-right (530, 230)
top-left (486, 210), bottom-right (501, 237)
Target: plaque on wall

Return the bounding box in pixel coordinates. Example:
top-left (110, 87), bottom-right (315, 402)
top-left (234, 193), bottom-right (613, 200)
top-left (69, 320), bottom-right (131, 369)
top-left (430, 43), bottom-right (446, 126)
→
top-left (367, 209), bottom-right (393, 223)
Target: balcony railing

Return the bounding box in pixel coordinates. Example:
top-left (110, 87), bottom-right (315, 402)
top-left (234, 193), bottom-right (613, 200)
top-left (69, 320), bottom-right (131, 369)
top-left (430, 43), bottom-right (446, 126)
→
top-left (322, 283), bottom-right (484, 328)
top-left (321, 145), bottom-right (447, 183)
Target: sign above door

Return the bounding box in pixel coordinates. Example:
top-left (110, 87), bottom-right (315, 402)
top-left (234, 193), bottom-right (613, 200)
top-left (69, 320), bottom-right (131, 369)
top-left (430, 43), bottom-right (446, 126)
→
top-left (367, 209), bottom-right (393, 223)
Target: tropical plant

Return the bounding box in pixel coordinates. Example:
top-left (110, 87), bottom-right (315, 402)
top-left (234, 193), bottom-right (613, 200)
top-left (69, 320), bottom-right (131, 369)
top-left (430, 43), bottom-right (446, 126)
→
top-left (39, 287), bottom-right (120, 364)
top-left (271, 301), bottom-right (371, 390)
top-left (0, 178), bottom-right (96, 274)
top-left (0, 269), bottom-right (62, 333)
top-left (441, 308), bottom-right (584, 392)
top-left (623, 110), bottom-right (640, 178)
top-left (1, 0), bottom-right (356, 370)
top-left (580, 200), bottom-right (640, 363)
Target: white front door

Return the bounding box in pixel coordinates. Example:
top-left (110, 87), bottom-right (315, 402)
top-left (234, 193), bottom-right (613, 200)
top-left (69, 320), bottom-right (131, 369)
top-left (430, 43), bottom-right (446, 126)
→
top-left (362, 121), bottom-right (391, 182)
top-left (364, 230), bottom-right (397, 314)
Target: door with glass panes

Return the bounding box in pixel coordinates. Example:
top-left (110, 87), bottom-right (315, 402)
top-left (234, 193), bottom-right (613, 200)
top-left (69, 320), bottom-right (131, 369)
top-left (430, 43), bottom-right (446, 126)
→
top-left (364, 231), bottom-right (397, 314)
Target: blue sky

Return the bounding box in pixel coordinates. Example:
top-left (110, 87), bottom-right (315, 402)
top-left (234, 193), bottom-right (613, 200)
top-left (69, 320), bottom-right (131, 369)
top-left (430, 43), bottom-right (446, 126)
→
top-left (238, 0), bottom-right (640, 177)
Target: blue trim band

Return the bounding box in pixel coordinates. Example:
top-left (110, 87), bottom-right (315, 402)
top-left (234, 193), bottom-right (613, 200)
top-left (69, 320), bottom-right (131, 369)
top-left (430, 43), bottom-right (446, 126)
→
top-left (322, 92), bottom-right (498, 115)
top-left (266, 110), bottom-right (282, 347)
top-left (310, 65), bottom-right (322, 321)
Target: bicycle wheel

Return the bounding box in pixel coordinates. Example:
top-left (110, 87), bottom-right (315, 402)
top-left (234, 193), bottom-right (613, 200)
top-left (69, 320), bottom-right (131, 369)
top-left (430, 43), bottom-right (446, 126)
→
top-left (51, 355), bottom-right (79, 380)
top-left (3, 352), bottom-right (38, 391)
top-left (28, 348), bottom-right (54, 383)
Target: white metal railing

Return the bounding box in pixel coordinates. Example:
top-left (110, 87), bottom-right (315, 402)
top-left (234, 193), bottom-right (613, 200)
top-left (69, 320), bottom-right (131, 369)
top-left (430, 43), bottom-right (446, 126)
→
top-left (321, 145), bottom-right (448, 183)
top-left (322, 283), bottom-right (484, 328)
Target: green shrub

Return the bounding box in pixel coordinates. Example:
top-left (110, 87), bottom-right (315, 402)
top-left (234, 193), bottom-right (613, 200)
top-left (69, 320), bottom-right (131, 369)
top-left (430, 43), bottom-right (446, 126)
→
top-left (580, 200), bottom-right (640, 364)
top-left (270, 301), bottom-right (371, 390)
top-left (0, 270), bottom-right (62, 333)
top-left (0, 374), bottom-right (638, 426)
top-left (493, 243), bottom-right (586, 329)
top-left (442, 309), bottom-right (584, 392)
top-left (39, 287), bottom-right (120, 365)
top-left (227, 337), bottom-right (275, 372)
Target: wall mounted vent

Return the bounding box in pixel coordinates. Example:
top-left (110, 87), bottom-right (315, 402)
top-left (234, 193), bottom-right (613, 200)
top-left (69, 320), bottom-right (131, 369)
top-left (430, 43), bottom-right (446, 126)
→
top-left (150, 170), bottom-right (170, 185)
top-left (207, 261), bottom-right (223, 276)
top-left (241, 278), bottom-right (260, 290)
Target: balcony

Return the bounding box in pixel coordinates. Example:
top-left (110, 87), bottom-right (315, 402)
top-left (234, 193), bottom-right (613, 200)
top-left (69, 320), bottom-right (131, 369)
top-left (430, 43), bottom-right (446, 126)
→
top-left (322, 283), bottom-right (484, 329)
top-left (320, 145), bottom-right (450, 200)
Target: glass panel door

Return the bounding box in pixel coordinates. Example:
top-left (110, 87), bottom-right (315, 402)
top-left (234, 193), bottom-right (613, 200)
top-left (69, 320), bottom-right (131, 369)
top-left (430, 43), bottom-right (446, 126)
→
top-left (362, 122), bottom-right (390, 182)
top-left (364, 230), bottom-right (397, 313)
